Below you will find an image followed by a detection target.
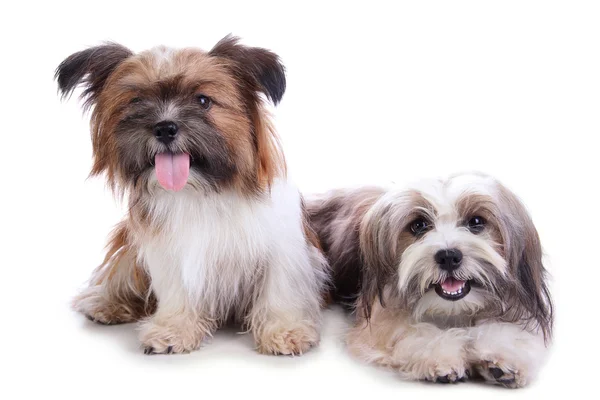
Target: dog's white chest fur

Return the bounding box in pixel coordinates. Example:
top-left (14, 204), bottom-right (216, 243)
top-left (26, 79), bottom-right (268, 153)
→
top-left (136, 179), bottom-right (304, 316)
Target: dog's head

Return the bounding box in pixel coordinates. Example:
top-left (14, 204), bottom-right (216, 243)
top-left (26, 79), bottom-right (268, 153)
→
top-left (56, 35), bottom-right (286, 195)
top-left (360, 173), bottom-right (553, 339)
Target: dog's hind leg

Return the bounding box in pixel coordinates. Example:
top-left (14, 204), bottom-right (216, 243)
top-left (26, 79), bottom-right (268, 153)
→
top-left (73, 221), bottom-right (155, 325)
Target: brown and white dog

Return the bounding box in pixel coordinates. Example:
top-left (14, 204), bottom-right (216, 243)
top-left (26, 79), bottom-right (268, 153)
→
top-left (56, 36), bottom-right (327, 355)
top-left (308, 173), bottom-right (553, 387)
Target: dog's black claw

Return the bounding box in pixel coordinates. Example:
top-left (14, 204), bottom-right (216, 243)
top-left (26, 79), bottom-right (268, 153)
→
top-left (458, 376), bottom-right (466, 382)
top-left (436, 375), bottom-right (451, 384)
top-left (143, 347), bottom-right (155, 355)
top-left (166, 346), bottom-right (174, 354)
top-left (489, 367), bottom-right (504, 379)
top-left (85, 314), bottom-right (95, 322)
top-left (465, 369), bottom-right (472, 378)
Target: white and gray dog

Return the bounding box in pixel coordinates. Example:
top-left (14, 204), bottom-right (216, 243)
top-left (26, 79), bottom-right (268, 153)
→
top-left (308, 173), bottom-right (553, 387)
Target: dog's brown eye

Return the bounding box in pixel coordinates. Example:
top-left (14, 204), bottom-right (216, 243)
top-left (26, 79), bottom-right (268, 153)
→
top-left (130, 97), bottom-right (142, 104)
top-left (410, 218), bottom-right (430, 236)
top-left (197, 94), bottom-right (211, 109)
top-left (467, 216), bottom-right (485, 233)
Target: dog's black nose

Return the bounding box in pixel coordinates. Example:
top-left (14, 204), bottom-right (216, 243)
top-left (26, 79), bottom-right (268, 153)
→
top-left (435, 249), bottom-right (463, 271)
top-left (153, 121), bottom-right (178, 144)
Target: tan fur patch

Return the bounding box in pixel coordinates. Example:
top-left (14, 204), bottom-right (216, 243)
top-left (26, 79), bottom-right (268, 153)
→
top-left (72, 222), bottom-right (155, 324)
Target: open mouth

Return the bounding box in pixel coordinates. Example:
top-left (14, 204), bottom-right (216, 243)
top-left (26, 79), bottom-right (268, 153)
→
top-left (434, 278), bottom-right (471, 301)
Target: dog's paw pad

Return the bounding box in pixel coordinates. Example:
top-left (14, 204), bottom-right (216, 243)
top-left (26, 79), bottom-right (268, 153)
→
top-left (433, 372), bottom-right (466, 384)
top-left (498, 377), bottom-right (517, 386)
top-left (477, 361), bottom-right (522, 388)
top-left (143, 345), bottom-right (175, 355)
top-left (488, 367), bottom-right (504, 379)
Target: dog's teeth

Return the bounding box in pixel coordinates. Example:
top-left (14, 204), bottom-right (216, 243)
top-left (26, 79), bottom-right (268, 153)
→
top-left (441, 288), bottom-right (465, 296)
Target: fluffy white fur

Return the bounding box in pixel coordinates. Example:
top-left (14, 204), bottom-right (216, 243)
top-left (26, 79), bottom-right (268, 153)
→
top-left (135, 179), bottom-right (327, 354)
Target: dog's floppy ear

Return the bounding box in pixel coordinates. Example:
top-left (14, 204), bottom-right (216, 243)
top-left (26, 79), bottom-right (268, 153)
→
top-left (55, 43), bottom-right (133, 108)
top-left (210, 35), bottom-right (287, 188)
top-left (209, 35), bottom-right (286, 105)
top-left (359, 190), bottom-right (432, 320)
top-left (359, 196), bottom-right (408, 319)
top-left (497, 185), bottom-right (554, 342)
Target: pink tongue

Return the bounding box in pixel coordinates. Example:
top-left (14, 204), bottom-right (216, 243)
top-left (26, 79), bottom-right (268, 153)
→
top-left (440, 277), bottom-right (465, 292)
top-left (154, 153), bottom-right (190, 191)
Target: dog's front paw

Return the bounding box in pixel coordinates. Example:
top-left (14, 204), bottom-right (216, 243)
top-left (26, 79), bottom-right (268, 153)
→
top-left (400, 357), bottom-right (469, 383)
top-left (432, 369), bottom-right (470, 384)
top-left (425, 362), bottom-right (469, 384)
top-left (139, 318), bottom-right (204, 355)
top-left (475, 360), bottom-right (525, 388)
top-left (255, 322), bottom-right (319, 356)
top-left (73, 286), bottom-right (139, 325)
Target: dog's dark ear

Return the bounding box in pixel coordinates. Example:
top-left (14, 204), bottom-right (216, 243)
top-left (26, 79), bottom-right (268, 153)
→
top-left (498, 185), bottom-right (554, 342)
top-left (516, 226), bottom-right (553, 342)
top-left (359, 201), bottom-right (403, 320)
top-left (209, 35), bottom-right (286, 105)
top-left (55, 43), bottom-right (133, 108)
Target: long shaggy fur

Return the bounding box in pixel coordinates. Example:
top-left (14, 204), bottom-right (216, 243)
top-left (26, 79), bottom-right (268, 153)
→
top-left (58, 36), bottom-right (327, 355)
top-left (307, 173), bottom-right (553, 387)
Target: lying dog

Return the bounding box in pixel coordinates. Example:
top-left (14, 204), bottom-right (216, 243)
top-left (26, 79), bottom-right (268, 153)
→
top-left (308, 173), bottom-right (553, 387)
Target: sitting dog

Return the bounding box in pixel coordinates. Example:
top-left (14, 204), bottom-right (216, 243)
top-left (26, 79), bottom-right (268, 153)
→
top-left (308, 173), bottom-right (553, 387)
top-left (56, 36), bottom-right (327, 355)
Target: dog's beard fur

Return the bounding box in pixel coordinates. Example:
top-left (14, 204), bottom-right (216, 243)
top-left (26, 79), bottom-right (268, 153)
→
top-left (308, 173), bottom-right (553, 340)
top-left (398, 228), bottom-right (507, 322)
top-left (57, 36), bottom-right (328, 356)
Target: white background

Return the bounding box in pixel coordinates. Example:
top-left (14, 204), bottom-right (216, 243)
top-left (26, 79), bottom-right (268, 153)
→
top-left (1, 0), bottom-right (598, 398)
